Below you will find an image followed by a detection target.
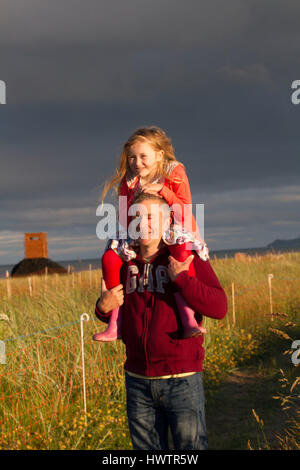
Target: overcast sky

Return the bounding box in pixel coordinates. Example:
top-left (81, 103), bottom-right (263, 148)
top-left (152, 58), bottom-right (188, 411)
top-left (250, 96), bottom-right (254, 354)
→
top-left (0, 0), bottom-right (300, 265)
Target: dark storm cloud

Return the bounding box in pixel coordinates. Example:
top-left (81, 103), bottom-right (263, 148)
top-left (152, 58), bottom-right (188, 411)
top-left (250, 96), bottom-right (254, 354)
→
top-left (1, 0), bottom-right (300, 264)
top-left (1, 0), bottom-right (299, 103)
top-left (1, 94), bottom-right (299, 200)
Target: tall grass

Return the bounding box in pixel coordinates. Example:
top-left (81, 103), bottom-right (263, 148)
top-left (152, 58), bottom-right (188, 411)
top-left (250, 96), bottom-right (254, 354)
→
top-left (0, 252), bottom-right (299, 449)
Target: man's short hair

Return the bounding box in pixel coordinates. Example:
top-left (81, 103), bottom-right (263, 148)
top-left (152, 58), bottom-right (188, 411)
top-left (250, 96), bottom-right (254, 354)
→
top-left (130, 192), bottom-right (171, 222)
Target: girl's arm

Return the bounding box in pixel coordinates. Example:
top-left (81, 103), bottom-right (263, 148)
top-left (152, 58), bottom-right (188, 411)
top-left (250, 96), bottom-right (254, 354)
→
top-left (118, 178), bottom-right (134, 233)
top-left (120, 177), bottom-right (136, 218)
top-left (159, 163), bottom-right (199, 235)
top-left (119, 177), bottom-right (130, 199)
top-left (159, 163), bottom-right (192, 207)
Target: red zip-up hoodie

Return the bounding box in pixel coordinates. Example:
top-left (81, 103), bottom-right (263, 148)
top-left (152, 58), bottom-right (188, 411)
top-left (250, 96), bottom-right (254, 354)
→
top-left (95, 245), bottom-right (227, 377)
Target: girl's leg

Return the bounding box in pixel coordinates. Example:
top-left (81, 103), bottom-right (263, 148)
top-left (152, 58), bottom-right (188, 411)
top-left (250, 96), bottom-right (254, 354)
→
top-left (169, 243), bottom-right (206, 339)
top-left (101, 248), bottom-right (124, 289)
top-left (93, 249), bottom-right (124, 342)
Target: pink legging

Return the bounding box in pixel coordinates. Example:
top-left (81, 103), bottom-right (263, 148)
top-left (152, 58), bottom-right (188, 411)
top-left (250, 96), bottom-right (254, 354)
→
top-left (101, 242), bottom-right (195, 290)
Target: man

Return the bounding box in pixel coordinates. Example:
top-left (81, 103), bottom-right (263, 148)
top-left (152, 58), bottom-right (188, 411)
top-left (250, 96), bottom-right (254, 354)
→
top-left (94, 192), bottom-right (228, 450)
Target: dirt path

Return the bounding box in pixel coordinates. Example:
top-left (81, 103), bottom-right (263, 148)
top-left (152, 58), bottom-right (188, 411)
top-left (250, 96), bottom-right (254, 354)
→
top-left (205, 355), bottom-right (297, 450)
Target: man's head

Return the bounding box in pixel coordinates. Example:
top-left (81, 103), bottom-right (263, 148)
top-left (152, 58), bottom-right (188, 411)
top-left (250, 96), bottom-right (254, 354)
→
top-left (128, 192), bottom-right (171, 248)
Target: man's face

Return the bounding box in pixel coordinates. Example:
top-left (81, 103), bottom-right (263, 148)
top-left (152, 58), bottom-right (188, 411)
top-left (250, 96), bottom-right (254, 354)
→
top-left (130, 198), bottom-right (170, 247)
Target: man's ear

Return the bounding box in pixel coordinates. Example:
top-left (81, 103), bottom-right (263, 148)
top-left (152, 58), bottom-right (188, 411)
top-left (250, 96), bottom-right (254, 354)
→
top-left (162, 214), bottom-right (172, 232)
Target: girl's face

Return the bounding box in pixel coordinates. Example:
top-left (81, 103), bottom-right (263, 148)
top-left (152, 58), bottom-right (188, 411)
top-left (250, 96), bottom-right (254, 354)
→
top-left (127, 141), bottom-right (164, 181)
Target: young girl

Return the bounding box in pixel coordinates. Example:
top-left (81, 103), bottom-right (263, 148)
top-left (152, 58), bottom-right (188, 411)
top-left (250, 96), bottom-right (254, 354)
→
top-left (93, 126), bottom-right (209, 342)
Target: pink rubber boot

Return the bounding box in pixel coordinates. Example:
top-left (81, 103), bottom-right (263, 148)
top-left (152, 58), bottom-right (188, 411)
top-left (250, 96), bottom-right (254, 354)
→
top-left (92, 306), bottom-right (122, 342)
top-left (174, 292), bottom-right (207, 339)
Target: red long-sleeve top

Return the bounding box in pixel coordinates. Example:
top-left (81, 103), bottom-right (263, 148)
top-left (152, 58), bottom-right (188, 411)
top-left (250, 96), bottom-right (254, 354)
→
top-left (119, 161), bottom-right (200, 237)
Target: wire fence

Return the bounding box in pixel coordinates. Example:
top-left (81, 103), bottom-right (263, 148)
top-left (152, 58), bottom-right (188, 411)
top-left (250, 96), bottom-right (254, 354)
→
top-left (1, 266), bottom-right (102, 300)
top-left (0, 264), bottom-right (299, 449)
top-left (0, 314), bottom-right (126, 449)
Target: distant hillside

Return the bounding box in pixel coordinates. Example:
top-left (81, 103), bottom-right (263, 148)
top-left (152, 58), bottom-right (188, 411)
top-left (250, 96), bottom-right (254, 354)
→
top-left (211, 236), bottom-right (300, 259)
top-left (266, 236), bottom-right (300, 250)
top-left (1, 237), bottom-right (300, 278)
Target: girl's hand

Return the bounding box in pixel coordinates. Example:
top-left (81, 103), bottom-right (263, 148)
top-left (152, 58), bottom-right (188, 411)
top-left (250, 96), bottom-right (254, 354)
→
top-left (141, 183), bottom-right (164, 195)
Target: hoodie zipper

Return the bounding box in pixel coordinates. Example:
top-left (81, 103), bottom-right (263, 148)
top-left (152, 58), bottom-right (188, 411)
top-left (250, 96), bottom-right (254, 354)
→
top-left (138, 247), bottom-right (166, 376)
top-left (141, 261), bottom-right (150, 375)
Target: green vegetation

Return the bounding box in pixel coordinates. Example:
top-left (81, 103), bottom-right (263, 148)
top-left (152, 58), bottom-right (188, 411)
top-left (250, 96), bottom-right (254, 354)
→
top-left (0, 251), bottom-right (299, 449)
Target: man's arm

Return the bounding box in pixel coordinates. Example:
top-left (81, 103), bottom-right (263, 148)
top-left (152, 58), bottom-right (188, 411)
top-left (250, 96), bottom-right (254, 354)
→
top-left (95, 297), bottom-right (110, 324)
top-left (171, 255), bottom-right (228, 320)
top-left (95, 280), bottom-right (124, 324)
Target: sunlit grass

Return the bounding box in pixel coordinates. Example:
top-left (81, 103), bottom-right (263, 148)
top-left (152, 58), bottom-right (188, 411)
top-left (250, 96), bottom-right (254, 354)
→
top-left (0, 251), bottom-right (299, 449)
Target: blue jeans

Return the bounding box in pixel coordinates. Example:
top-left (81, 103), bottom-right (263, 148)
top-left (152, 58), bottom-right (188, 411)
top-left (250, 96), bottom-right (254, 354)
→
top-left (125, 371), bottom-right (208, 450)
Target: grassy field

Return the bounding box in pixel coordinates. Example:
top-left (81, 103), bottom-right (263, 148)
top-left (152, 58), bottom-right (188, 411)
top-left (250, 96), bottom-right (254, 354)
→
top-left (0, 251), bottom-right (299, 450)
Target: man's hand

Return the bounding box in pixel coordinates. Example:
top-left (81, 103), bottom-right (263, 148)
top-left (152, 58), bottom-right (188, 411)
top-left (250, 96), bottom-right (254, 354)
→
top-left (96, 278), bottom-right (124, 314)
top-left (167, 254), bottom-right (194, 282)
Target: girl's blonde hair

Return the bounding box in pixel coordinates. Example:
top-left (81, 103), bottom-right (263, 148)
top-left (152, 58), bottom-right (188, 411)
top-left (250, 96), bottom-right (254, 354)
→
top-left (100, 125), bottom-right (183, 204)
